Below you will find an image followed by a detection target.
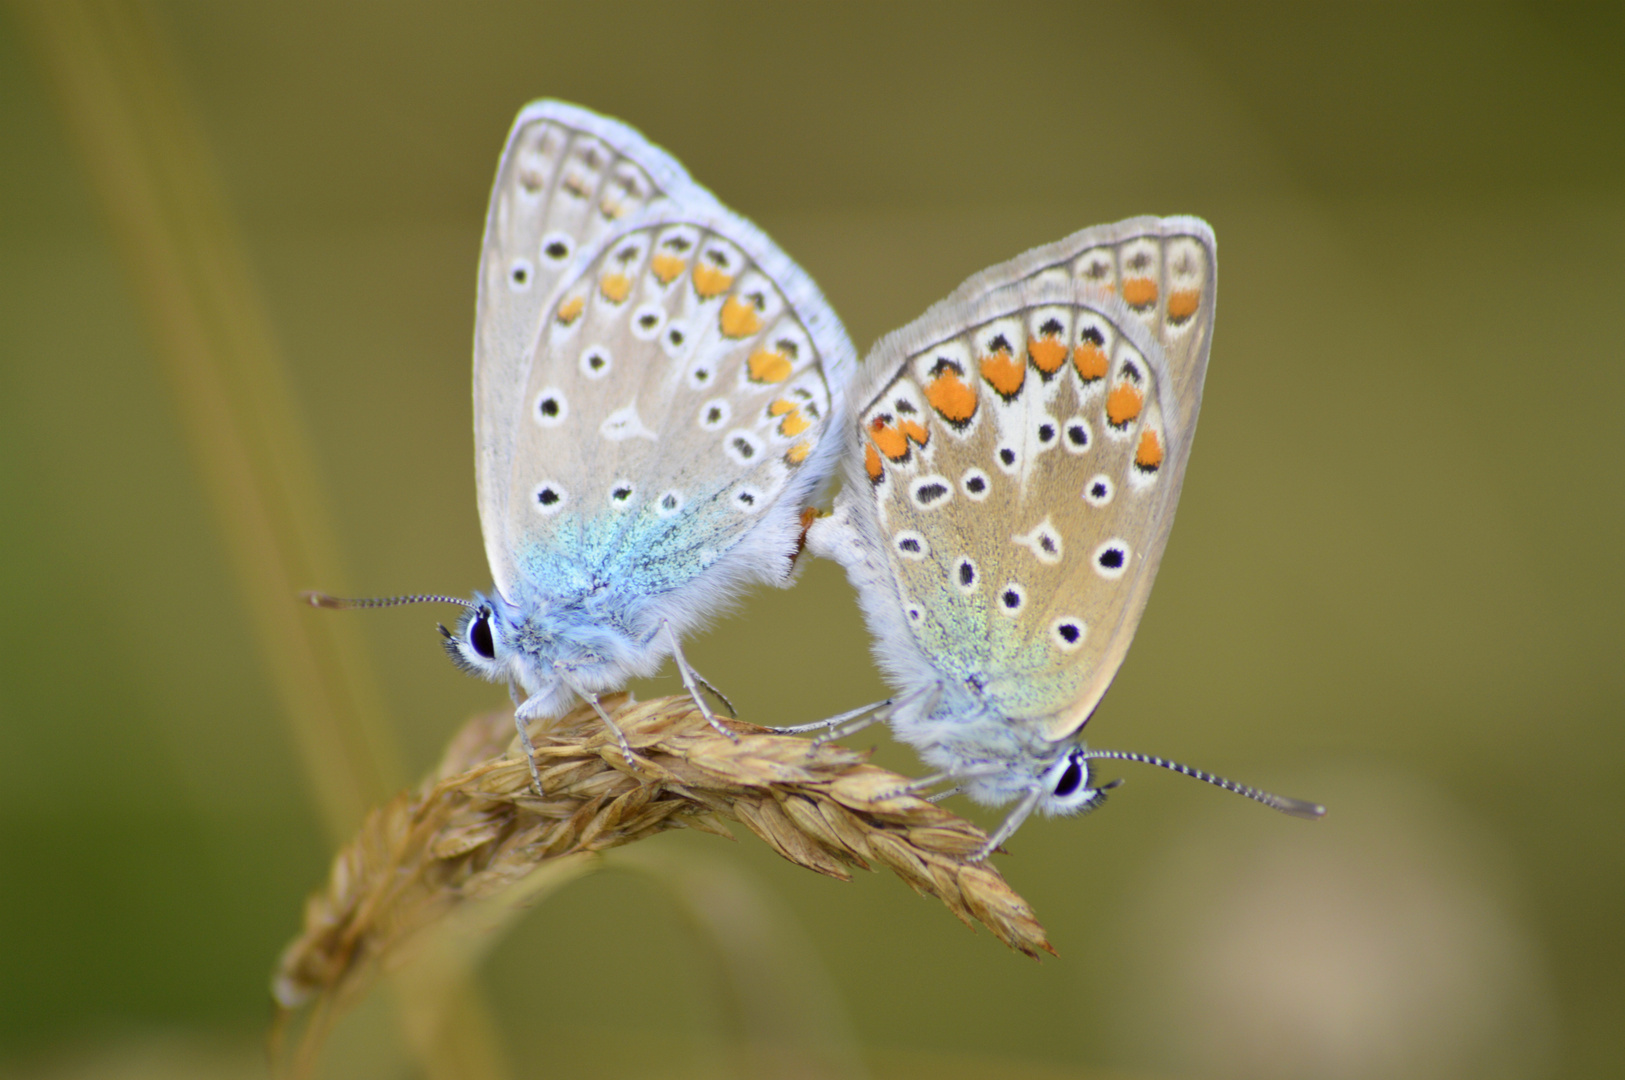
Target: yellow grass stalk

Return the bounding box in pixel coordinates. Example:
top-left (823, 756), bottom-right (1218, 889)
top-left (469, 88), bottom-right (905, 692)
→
top-left (274, 695), bottom-right (1054, 1066)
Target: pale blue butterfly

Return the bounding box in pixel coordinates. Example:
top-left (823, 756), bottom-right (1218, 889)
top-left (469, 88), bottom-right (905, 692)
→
top-left (796, 218), bottom-right (1321, 857)
top-left (314, 102), bottom-right (857, 784)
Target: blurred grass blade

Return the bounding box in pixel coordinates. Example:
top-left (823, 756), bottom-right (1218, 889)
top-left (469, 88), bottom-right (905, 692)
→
top-left (12, 0), bottom-right (401, 836)
top-left (13, 3), bottom-right (510, 1077)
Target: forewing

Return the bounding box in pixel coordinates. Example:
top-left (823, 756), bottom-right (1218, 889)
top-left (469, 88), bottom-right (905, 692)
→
top-left (473, 101), bottom-right (713, 593)
top-left (851, 277), bottom-right (1202, 741)
top-left (502, 204), bottom-right (856, 605)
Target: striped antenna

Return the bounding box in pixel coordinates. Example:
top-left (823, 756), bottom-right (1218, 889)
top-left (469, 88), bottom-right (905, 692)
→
top-left (302, 591), bottom-right (475, 611)
top-left (1078, 748), bottom-right (1325, 820)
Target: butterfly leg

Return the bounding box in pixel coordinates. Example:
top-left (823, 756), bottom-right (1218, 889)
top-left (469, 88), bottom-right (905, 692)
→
top-left (972, 788), bottom-right (1043, 862)
top-left (767, 698), bottom-right (891, 735)
top-left (507, 681), bottom-right (546, 793)
top-left (807, 709), bottom-right (893, 753)
top-left (554, 666), bottom-right (641, 771)
top-left (876, 770), bottom-right (954, 797)
top-left (876, 763), bottom-right (1001, 802)
top-left (661, 621), bottom-right (739, 742)
top-left (510, 701), bottom-right (546, 795)
top-left (794, 681), bottom-right (938, 750)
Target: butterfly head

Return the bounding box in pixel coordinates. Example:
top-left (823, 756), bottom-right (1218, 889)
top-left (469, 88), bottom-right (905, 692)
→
top-left (437, 585), bottom-right (672, 713)
top-left (919, 714), bottom-right (1111, 817)
top-left (440, 590), bottom-right (521, 685)
top-left (1034, 744), bottom-right (1114, 817)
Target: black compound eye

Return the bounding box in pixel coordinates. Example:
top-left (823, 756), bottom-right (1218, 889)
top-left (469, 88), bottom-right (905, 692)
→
top-left (470, 609), bottom-right (496, 660)
top-left (1053, 754), bottom-right (1085, 798)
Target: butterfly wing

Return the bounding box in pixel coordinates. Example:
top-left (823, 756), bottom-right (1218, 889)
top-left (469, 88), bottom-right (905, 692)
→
top-left (473, 101), bottom-right (717, 596)
top-left (821, 218), bottom-right (1215, 742)
top-left (499, 202), bottom-right (857, 630)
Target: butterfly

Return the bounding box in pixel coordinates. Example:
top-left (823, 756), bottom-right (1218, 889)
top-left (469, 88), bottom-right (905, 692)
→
top-left (798, 217), bottom-right (1322, 856)
top-left (314, 101), bottom-right (856, 784)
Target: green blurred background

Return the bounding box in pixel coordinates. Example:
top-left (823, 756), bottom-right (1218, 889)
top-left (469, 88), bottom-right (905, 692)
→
top-left (2, 2), bottom-right (1621, 1078)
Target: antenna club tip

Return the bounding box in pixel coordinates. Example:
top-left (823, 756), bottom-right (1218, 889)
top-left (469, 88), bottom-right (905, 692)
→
top-left (301, 590), bottom-right (339, 608)
top-left (1279, 799), bottom-right (1327, 821)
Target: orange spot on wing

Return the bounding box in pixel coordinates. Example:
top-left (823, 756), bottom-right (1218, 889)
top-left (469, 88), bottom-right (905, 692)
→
top-left (1167, 288), bottom-right (1200, 323)
top-left (868, 417), bottom-right (910, 461)
top-left (899, 418), bottom-right (929, 446)
top-left (864, 442), bottom-right (883, 480)
top-left (1073, 344), bottom-right (1109, 381)
top-left (778, 408), bottom-right (811, 437)
top-left (1028, 337), bottom-right (1067, 375)
top-left (980, 349), bottom-right (1025, 397)
top-left (926, 370), bottom-right (978, 424)
top-left (1122, 276), bottom-right (1158, 310)
top-left (748, 349), bottom-right (793, 383)
top-left (599, 273), bottom-right (631, 303)
top-left (1135, 427), bottom-right (1164, 471)
top-left (556, 296), bottom-right (585, 325)
top-left (692, 264), bottom-right (734, 298)
top-left (768, 398), bottom-right (795, 416)
top-left (1106, 382), bottom-right (1145, 428)
top-left (786, 441), bottom-right (811, 465)
top-left (719, 295), bottom-right (762, 338)
top-left (650, 253), bottom-right (684, 284)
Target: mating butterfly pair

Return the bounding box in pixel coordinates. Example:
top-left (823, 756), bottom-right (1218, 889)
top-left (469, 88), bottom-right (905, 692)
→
top-left (317, 101), bottom-right (1320, 857)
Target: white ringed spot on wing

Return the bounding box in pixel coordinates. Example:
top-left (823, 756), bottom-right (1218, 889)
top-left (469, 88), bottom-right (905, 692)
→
top-left (961, 467), bottom-right (991, 501)
top-left (507, 258), bottom-right (534, 293)
top-left (733, 485), bottom-right (763, 513)
top-left (724, 429), bottom-right (764, 466)
top-left (698, 398), bottom-right (731, 431)
top-left (1013, 519), bottom-right (1063, 565)
top-left (607, 480), bottom-right (636, 508)
top-left (580, 345), bottom-right (611, 379)
top-left (539, 231), bottom-right (574, 265)
top-left (661, 321), bottom-right (692, 361)
top-left (656, 490), bottom-right (685, 518)
top-left (1063, 415), bottom-right (1092, 454)
top-left (1050, 617), bottom-right (1087, 652)
top-left (1092, 539), bottom-right (1131, 580)
top-left (1033, 415), bottom-right (1060, 452)
top-left (997, 581), bottom-right (1026, 616)
top-left (994, 444), bottom-right (1020, 475)
top-left (894, 530), bottom-right (928, 560)
top-left (532, 481), bottom-right (567, 515)
top-left (1083, 474), bottom-right (1114, 507)
top-left (686, 360), bottom-right (717, 390)
top-left (534, 388), bottom-right (567, 427)
top-left (630, 303), bottom-right (665, 341)
top-left (909, 474), bottom-right (953, 511)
